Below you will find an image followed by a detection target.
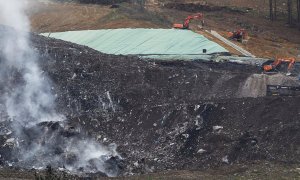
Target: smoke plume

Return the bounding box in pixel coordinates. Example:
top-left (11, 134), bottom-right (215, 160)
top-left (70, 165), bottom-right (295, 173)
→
top-left (0, 0), bottom-right (61, 126)
top-left (0, 0), bottom-right (120, 176)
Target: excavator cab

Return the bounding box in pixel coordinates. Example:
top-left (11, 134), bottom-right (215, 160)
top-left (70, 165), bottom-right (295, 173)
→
top-left (173, 23), bottom-right (186, 29)
top-left (263, 57), bottom-right (296, 76)
top-left (173, 13), bottom-right (204, 30)
top-left (228, 29), bottom-right (248, 43)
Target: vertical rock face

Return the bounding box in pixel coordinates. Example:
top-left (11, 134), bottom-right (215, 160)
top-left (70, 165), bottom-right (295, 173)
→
top-left (0, 32), bottom-right (299, 177)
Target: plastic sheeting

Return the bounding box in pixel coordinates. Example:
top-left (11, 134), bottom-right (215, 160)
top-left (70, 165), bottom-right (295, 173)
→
top-left (41, 28), bottom-right (228, 60)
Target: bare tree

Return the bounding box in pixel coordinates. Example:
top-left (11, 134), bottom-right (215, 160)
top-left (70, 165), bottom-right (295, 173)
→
top-left (274, 0), bottom-right (277, 20)
top-left (298, 0), bottom-right (300, 29)
top-left (131, 0), bottom-right (146, 10)
top-left (287, 0), bottom-right (293, 25)
top-left (269, 0), bottom-right (274, 21)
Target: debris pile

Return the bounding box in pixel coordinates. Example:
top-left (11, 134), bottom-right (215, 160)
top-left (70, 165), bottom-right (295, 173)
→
top-left (0, 27), bottom-right (298, 177)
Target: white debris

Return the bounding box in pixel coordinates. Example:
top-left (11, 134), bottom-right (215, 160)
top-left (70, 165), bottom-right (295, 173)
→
top-left (5, 138), bottom-right (15, 143)
top-left (221, 107), bottom-right (226, 110)
top-left (222, 155), bottom-right (229, 164)
top-left (182, 134), bottom-right (189, 138)
top-left (103, 138), bottom-right (107, 142)
top-left (96, 135), bottom-right (102, 140)
top-left (197, 149), bottom-right (207, 154)
top-left (154, 158), bottom-right (158, 161)
top-left (6, 130), bottom-right (12, 135)
top-left (133, 161), bottom-right (139, 167)
top-left (213, 126), bottom-right (223, 131)
top-left (153, 123), bottom-right (157, 127)
top-left (71, 73), bottom-right (77, 79)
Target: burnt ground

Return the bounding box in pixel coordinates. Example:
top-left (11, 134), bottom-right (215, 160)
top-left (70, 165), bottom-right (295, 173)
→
top-left (0, 31), bottom-right (299, 179)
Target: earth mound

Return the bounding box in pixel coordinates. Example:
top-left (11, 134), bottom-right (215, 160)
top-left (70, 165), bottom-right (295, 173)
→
top-left (0, 28), bottom-right (298, 177)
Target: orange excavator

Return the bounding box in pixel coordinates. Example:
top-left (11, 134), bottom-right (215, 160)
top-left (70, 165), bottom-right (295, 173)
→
top-left (263, 57), bottom-right (296, 76)
top-left (173, 13), bottom-right (204, 29)
top-left (227, 29), bottom-right (248, 42)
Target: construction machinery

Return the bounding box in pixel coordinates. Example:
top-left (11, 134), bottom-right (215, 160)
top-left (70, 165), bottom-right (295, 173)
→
top-left (263, 57), bottom-right (296, 76)
top-left (173, 13), bottom-right (204, 29)
top-left (267, 85), bottom-right (300, 96)
top-left (227, 29), bottom-right (248, 43)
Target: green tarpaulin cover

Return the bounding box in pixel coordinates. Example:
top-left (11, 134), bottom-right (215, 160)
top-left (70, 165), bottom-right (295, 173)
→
top-left (42, 28), bottom-right (228, 60)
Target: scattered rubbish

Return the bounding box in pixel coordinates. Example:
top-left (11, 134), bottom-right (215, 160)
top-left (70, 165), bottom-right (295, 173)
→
top-left (182, 134), bottom-right (190, 138)
top-left (213, 126), bottom-right (223, 131)
top-left (5, 138), bottom-right (14, 143)
top-left (222, 156), bottom-right (229, 164)
top-left (134, 161), bottom-right (139, 167)
top-left (197, 149), bottom-right (207, 154)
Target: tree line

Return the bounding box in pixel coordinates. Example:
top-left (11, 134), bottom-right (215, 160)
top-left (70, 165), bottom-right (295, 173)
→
top-left (269, 0), bottom-right (300, 28)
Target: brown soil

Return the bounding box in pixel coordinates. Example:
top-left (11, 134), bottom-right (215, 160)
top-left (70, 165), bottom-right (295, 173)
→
top-left (160, 1), bottom-right (300, 58)
top-left (0, 161), bottom-right (299, 179)
top-left (28, 1), bottom-right (300, 58)
top-left (29, 2), bottom-right (112, 32)
top-left (29, 1), bottom-right (170, 32)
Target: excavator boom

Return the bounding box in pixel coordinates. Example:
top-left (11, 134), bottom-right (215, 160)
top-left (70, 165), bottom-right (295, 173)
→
top-left (263, 57), bottom-right (296, 75)
top-left (173, 13), bottom-right (204, 29)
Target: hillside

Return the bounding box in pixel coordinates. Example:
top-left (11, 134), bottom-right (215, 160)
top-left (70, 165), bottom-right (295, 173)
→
top-left (0, 0), bottom-right (299, 179)
top-left (29, 0), bottom-right (300, 58)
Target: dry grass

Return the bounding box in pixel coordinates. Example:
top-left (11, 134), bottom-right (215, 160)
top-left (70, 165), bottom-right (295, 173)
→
top-left (29, 2), bottom-right (112, 32)
top-left (28, 0), bottom-right (300, 58)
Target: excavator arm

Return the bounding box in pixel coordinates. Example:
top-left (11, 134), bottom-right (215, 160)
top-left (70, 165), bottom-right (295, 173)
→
top-left (173, 13), bottom-right (204, 29)
top-left (263, 57), bottom-right (296, 75)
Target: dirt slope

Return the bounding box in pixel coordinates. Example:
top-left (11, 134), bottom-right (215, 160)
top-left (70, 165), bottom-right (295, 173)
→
top-left (28, 1), bottom-right (300, 58)
top-left (160, 1), bottom-right (300, 58)
top-left (29, 1), bottom-right (170, 32)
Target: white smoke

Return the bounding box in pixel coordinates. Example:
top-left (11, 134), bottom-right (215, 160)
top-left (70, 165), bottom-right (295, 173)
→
top-left (0, 0), bottom-right (120, 176)
top-left (0, 0), bottom-right (62, 126)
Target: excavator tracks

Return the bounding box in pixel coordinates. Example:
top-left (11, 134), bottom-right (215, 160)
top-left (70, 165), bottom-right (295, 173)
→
top-left (267, 85), bottom-right (300, 96)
